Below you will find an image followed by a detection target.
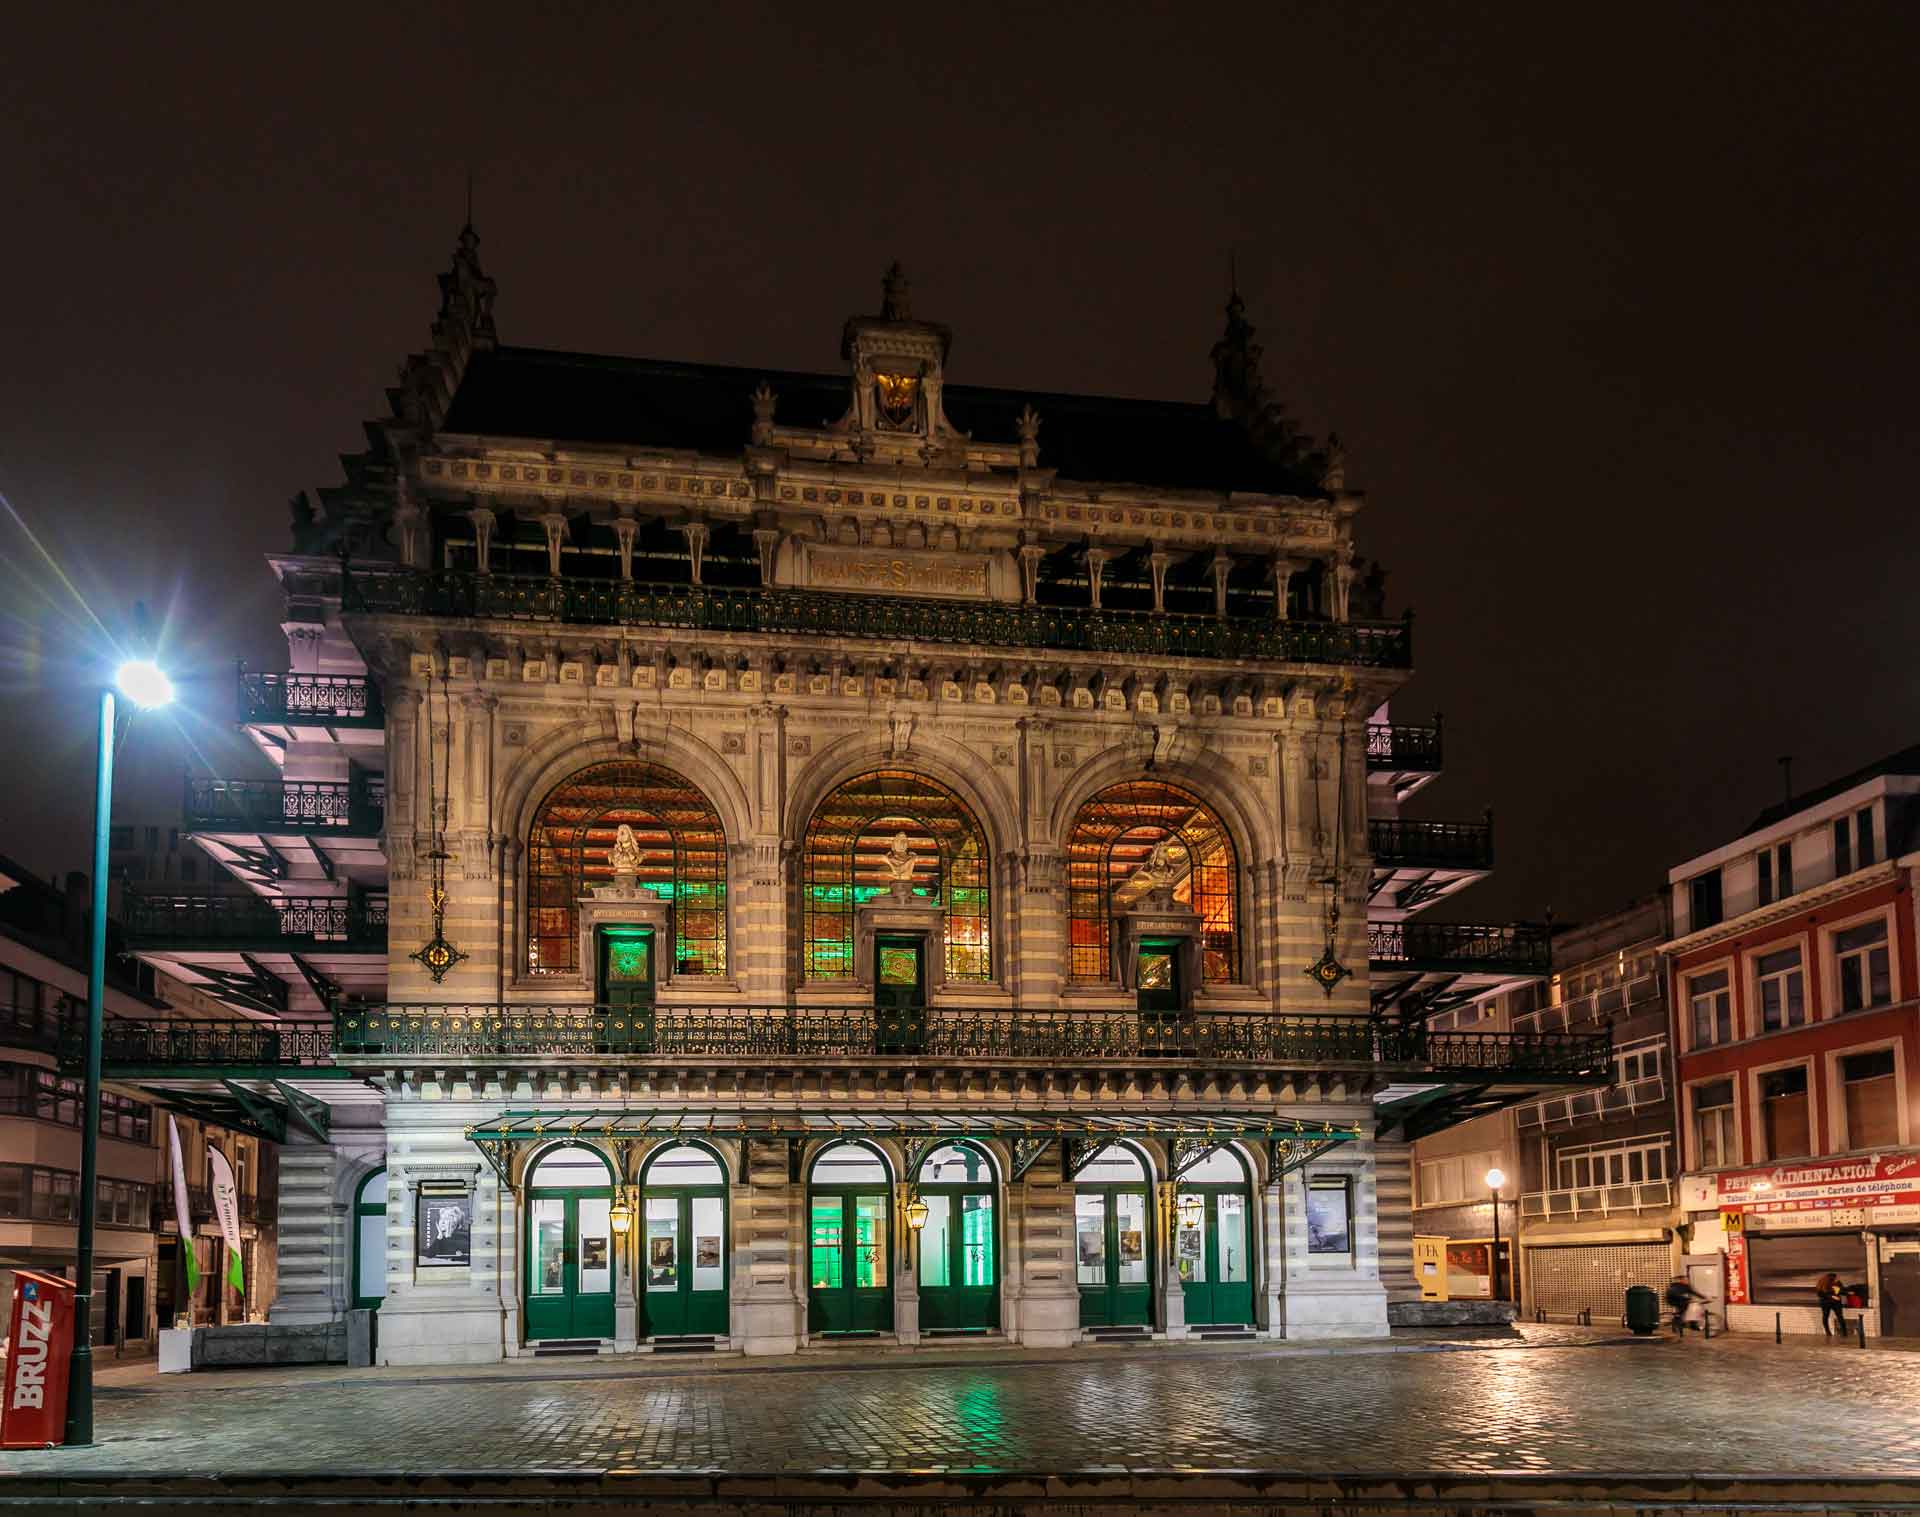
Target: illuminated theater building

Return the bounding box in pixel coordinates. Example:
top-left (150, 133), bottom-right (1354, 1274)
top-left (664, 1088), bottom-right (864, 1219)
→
top-left (109, 228), bottom-right (1604, 1363)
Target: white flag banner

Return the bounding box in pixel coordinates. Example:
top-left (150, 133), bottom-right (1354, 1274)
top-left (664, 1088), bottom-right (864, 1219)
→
top-left (206, 1146), bottom-right (244, 1296)
top-left (167, 1117), bottom-right (200, 1292)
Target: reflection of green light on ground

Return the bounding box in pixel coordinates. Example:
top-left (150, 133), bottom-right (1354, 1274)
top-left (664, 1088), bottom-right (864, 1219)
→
top-left (953, 1375), bottom-right (1008, 1465)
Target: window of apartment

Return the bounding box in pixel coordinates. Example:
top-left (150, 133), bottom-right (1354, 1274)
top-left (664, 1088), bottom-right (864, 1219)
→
top-left (1688, 870), bottom-right (1724, 930)
top-left (1556, 1139), bottom-right (1670, 1190)
top-left (1689, 969), bottom-right (1734, 1047)
top-left (1760, 1066), bottom-right (1811, 1159)
top-left (0, 1067), bottom-right (153, 1141)
top-left (1857, 808), bottom-right (1876, 868)
top-left (1755, 946), bottom-right (1806, 1033)
top-left (0, 1164), bottom-right (152, 1225)
top-left (1417, 1150), bottom-right (1502, 1207)
top-left (1835, 920), bottom-right (1892, 1013)
top-left (1757, 842), bottom-right (1794, 907)
top-left (1692, 1080), bottom-right (1737, 1168)
top-left (1617, 1042), bottom-right (1664, 1085)
top-left (1834, 816), bottom-right (1853, 877)
top-left (1840, 1048), bottom-right (1899, 1149)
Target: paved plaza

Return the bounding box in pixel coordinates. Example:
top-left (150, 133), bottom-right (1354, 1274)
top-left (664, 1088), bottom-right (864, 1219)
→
top-left (7, 1329), bottom-right (1920, 1478)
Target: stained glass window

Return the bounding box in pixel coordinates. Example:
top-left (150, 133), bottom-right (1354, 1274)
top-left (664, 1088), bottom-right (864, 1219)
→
top-left (800, 769), bottom-right (991, 983)
top-left (525, 761), bottom-right (727, 977)
top-left (1065, 778), bottom-right (1239, 984)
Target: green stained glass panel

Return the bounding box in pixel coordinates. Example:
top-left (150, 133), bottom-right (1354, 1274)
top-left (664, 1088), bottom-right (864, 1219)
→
top-left (608, 940), bottom-right (650, 982)
top-left (879, 946), bottom-right (919, 985)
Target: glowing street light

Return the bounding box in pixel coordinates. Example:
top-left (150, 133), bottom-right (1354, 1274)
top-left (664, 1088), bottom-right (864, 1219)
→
top-left (1486, 1167), bottom-right (1507, 1302)
top-left (69, 651), bottom-right (171, 1446)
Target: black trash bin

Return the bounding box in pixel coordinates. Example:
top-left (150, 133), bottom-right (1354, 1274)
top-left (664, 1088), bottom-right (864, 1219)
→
top-left (1625, 1284), bottom-right (1660, 1335)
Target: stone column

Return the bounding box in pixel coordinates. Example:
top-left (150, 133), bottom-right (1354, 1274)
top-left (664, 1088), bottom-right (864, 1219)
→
top-left (734, 1139), bottom-right (803, 1355)
top-left (1271, 555), bottom-right (1295, 620)
top-left (266, 1135), bottom-right (342, 1325)
top-left (679, 522), bottom-right (710, 585)
top-left (612, 515), bottom-right (638, 580)
top-left (467, 508), bottom-right (497, 574)
top-left (1085, 547), bottom-right (1110, 610)
top-left (1209, 552), bottom-right (1234, 616)
top-left (540, 512), bottom-right (569, 578)
top-left (1018, 542), bottom-right (1046, 605)
top-left (1157, 1180), bottom-right (1188, 1339)
top-left (753, 528), bottom-right (782, 586)
top-left (1012, 1148), bottom-right (1080, 1347)
top-left (895, 1183), bottom-right (922, 1345)
top-left (1148, 549), bottom-right (1174, 613)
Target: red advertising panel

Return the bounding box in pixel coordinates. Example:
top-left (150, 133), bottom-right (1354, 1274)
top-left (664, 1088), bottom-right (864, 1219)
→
top-left (1719, 1151), bottom-right (1920, 1215)
top-left (0, 1269), bottom-right (74, 1448)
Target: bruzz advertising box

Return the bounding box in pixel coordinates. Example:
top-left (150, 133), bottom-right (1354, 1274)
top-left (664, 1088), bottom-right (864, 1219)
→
top-left (1, 1269), bottom-right (74, 1448)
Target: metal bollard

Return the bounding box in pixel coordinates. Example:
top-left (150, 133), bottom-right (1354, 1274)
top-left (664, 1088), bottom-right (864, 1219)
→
top-left (1775, 1311), bottom-right (1781, 1344)
top-left (1858, 1314), bottom-right (1867, 1348)
top-left (1703, 1308), bottom-right (1711, 1340)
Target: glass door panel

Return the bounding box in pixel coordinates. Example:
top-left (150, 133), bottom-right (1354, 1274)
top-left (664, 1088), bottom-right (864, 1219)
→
top-left (920, 1195), bottom-right (953, 1287)
top-left (531, 1199), bottom-right (566, 1296)
top-left (960, 1195), bottom-right (993, 1288)
top-left (577, 1197), bottom-right (612, 1295)
top-left (809, 1199), bottom-right (844, 1290)
top-left (1176, 1196), bottom-right (1207, 1284)
top-left (1075, 1195), bottom-right (1107, 1286)
top-left (1114, 1193), bottom-right (1149, 1285)
top-left (645, 1197), bottom-right (679, 1294)
top-left (852, 1195), bottom-right (885, 1288)
top-left (1217, 1194), bottom-right (1247, 1283)
top-left (689, 1196), bottom-right (725, 1293)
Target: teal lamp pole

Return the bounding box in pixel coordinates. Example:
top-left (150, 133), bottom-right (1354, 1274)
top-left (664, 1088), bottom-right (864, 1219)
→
top-left (66, 657), bottom-right (173, 1446)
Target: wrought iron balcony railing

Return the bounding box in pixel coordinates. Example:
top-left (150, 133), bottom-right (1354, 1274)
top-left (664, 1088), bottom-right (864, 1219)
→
top-left (340, 567), bottom-right (1415, 670)
top-left (1368, 818), bottom-right (1493, 871)
top-left (122, 892), bottom-right (388, 949)
top-left (150, 1183), bottom-right (260, 1232)
top-left (1365, 721), bottom-right (1443, 773)
top-left (239, 670), bottom-right (384, 728)
top-left (1368, 920), bottom-right (1551, 974)
top-left (90, 1017), bottom-right (337, 1071)
top-left (79, 1004), bottom-right (1609, 1081)
top-left (185, 775), bottom-right (386, 835)
top-left (332, 1003), bottom-right (1607, 1077)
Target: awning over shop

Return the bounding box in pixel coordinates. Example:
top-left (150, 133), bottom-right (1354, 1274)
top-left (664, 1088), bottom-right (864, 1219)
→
top-left (462, 1108), bottom-right (1361, 1186)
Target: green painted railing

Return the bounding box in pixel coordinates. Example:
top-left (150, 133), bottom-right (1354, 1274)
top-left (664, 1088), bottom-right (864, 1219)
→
top-left (341, 568), bottom-right (1414, 669)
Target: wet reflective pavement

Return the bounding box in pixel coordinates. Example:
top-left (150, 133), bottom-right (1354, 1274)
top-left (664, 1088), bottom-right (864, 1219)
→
top-left (7, 1332), bottom-right (1919, 1476)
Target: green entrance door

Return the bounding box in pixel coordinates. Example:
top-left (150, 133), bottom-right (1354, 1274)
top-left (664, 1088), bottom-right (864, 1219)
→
top-left (524, 1145), bottom-right (616, 1341)
top-left (915, 1142), bottom-right (998, 1332)
top-left (640, 1143), bottom-right (729, 1338)
top-left (598, 926), bottom-right (656, 1052)
top-left (1075, 1145), bottom-right (1153, 1328)
top-left (809, 1141), bottom-right (893, 1334)
top-left (1174, 1149), bottom-right (1254, 1326)
top-left (874, 933), bottom-right (927, 1053)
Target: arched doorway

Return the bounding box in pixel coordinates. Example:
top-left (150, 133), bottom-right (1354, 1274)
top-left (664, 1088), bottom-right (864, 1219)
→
top-left (915, 1142), bottom-right (998, 1332)
top-left (639, 1142), bottom-right (729, 1338)
top-left (351, 1166), bottom-right (387, 1311)
top-left (524, 1144), bottom-right (616, 1342)
top-left (808, 1141), bottom-right (893, 1334)
top-left (1173, 1148), bottom-right (1254, 1327)
top-left (1075, 1144), bottom-right (1153, 1328)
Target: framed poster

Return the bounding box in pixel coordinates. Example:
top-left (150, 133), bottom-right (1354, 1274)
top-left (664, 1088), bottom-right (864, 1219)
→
top-left (1306, 1179), bottom-right (1352, 1255)
top-left (417, 1191), bottom-right (472, 1268)
top-left (1118, 1229), bottom-right (1144, 1264)
top-left (695, 1235), bottom-right (722, 1270)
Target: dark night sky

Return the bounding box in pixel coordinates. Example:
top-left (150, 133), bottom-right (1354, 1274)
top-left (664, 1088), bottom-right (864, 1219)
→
top-left (2, 2), bottom-right (1915, 926)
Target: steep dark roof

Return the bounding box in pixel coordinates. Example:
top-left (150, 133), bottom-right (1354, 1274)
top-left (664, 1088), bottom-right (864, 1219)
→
top-left (1742, 742), bottom-right (1920, 835)
top-left (438, 346), bottom-right (1324, 497)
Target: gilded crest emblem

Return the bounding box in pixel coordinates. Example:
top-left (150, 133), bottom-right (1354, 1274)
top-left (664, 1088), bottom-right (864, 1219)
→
top-left (874, 370), bottom-right (920, 427)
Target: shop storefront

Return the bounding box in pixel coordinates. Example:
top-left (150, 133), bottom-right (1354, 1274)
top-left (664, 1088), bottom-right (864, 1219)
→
top-left (1680, 1150), bottom-right (1920, 1337)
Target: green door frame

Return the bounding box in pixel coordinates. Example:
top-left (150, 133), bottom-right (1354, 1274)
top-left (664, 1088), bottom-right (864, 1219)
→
top-left (639, 1142), bottom-right (730, 1338)
top-left (351, 1165), bottom-right (387, 1311)
top-left (914, 1142), bottom-right (999, 1332)
top-left (808, 1142), bottom-right (894, 1334)
top-left (874, 932), bottom-right (927, 1053)
top-left (1076, 1146), bottom-right (1154, 1328)
top-left (524, 1146), bottom-right (618, 1341)
top-left (598, 924), bottom-right (657, 1052)
top-left (1175, 1179), bottom-right (1255, 1326)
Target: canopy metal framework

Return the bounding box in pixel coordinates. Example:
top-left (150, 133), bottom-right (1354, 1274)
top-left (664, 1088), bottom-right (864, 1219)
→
top-left (462, 1107), bottom-right (1361, 1187)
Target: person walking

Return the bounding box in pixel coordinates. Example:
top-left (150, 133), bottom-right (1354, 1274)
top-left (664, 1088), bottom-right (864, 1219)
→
top-left (1816, 1272), bottom-right (1846, 1337)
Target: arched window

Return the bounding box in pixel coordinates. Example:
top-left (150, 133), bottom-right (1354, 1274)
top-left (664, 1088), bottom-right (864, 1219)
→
top-left (801, 770), bottom-right (991, 983)
top-left (352, 1166), bottom-right (387, 1310)
top-left (525, 760), bottom-right (727, 977)
top-left (1065, 778), bottom-right (1239, 984)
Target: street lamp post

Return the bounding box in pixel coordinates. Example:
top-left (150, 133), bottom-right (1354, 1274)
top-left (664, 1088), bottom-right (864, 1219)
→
top-left (66, 658), bottom-right (172, 1447)
top-left (1485, 1166), bottom-right (1507, 1303)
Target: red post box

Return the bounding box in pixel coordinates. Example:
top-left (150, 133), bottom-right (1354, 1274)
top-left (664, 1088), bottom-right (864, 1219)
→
top-left (0, 1269), bottom-right (75, 1448)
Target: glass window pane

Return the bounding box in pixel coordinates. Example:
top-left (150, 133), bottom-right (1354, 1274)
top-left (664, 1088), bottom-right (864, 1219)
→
top-left (1181, 1149), bottom-right (1245, 1184)
top-left (646, 1144), bottom-right (723, 1187)
top-left (1076, 1146), bottom-right (1146, 1182)
top-left (689, 1195), bottom-right (725, 1291)
top-left (577, 1197), bottom-right (611, 1295)
top-left (809, 1198), bottom-right (843, 1290)
top-left (919, 1193), bottom-right (952, 1287)
top-left (531, 1198), bottom-right (567, 1295)
top-left (356, 1211), bottom-right (387, 1301)
top-left (1216, 1193), bottom-right (1248, 1281)
top-left (1175, 1194), bottom-right (1207, 1283)
top-left (1114, 1192), bottom-right (1149, 1285)
top-left (1075, 1194), bottom-right (1107, 1284)
top-left (813, 1142), bottom-right (887, 1185)
top-left (531, 1145), bottom-right (610, 1189)
top-left (644, 1197), bottom-right (678, 1292)
top-left (919, 1143), bottom-right (990, 1183)
top-left (852, 1195), bottom-right (885, 1289)
top-left (960, 1194), bottom-right (993, 1287)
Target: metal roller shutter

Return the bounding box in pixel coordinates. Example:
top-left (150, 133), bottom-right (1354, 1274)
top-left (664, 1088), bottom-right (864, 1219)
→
top-left (1527, 1243), bottom-right (1671, 1321)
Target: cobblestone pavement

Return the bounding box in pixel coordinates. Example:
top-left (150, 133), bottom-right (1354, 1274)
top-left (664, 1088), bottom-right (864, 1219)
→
top-left (8, 1331), bottom-right (1919, 1477)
